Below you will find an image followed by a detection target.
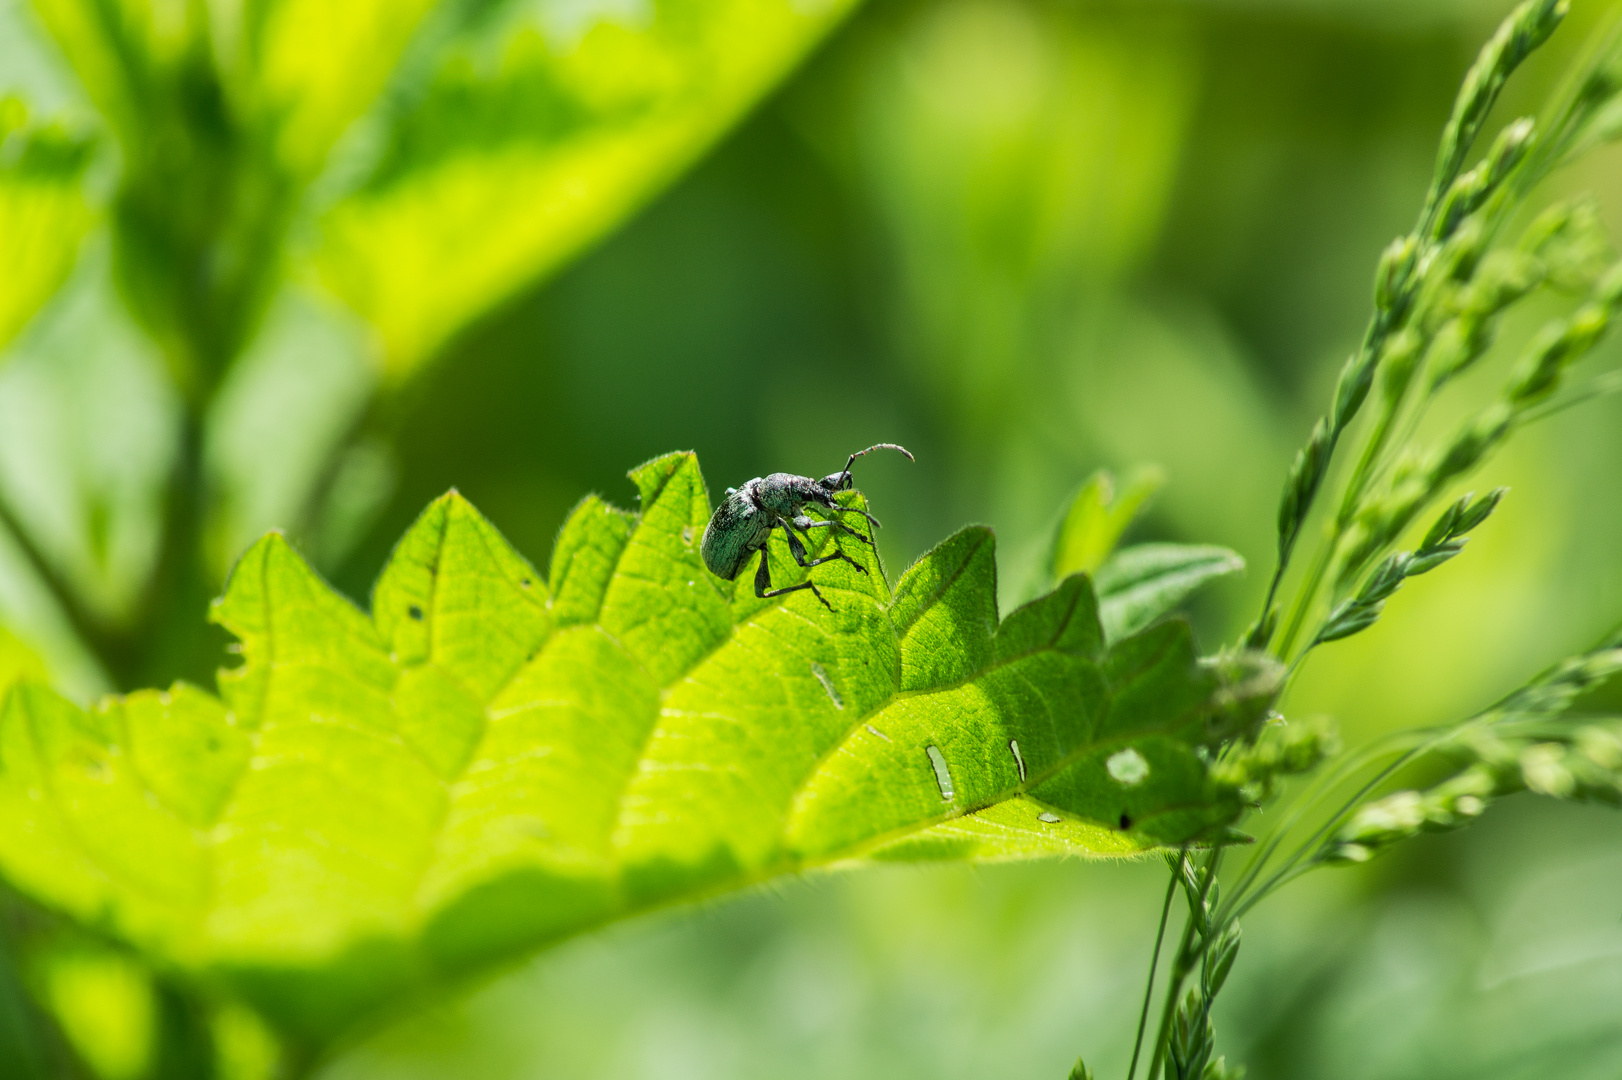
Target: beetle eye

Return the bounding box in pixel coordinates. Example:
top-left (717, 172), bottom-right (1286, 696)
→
top-left (819, 473), bottom-right (852, 491)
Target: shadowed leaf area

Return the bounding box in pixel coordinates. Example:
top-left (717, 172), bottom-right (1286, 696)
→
top-left (0, 453), bottom-right (1242, 1051)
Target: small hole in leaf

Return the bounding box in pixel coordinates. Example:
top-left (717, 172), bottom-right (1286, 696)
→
top-left (1119, 812), bottom-right (1133, 830)
top-left (520, 578), bottom-right (532, 588)
top-left (408, 605), bottom-right (424, 621)
top-left (925, 745), bottom-right (955, 801)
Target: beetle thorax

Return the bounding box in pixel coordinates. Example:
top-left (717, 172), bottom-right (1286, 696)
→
top-left (749, 473), bottom-right (829, 516)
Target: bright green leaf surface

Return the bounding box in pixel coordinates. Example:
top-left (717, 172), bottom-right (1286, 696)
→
top-left (1095, 543), bottom-right (1245, 642)
top-left (316, 0), bottom-right (860, 379)
top-left (0, 100), bottom-right (91, 354)
top-left (0, 453), bottom-right (1238, 1049)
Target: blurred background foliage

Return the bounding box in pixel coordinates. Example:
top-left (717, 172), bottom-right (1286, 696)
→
top-left (2, 0), bottom-right (1621, 1076)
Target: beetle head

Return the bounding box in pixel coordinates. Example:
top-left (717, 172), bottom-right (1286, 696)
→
top-left (819, 443), bottom-right (913, 493)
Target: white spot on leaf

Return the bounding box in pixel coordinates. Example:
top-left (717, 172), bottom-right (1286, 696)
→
top-left (1107, 748), bottom-right (1150, 787)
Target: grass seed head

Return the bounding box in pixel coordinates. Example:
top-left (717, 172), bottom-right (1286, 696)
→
top-left (1375, 235), bottom-right (1420, 311)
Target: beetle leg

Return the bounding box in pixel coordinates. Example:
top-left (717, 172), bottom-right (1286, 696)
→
top-left (833, 504), bottom-right (883, 531)
top-left (782, 520), bottom-right (866, 575)
top-left (795, 514), bottom-right (875, 548)
top-left (755, 545), bottom-right (831, 610)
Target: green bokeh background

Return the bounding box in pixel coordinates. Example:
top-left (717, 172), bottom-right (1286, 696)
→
top-left (3, 0), bottom-right (1622, 1075)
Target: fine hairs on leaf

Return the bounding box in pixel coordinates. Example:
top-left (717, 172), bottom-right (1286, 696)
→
top-left (0, 452), bottom-right (1251, 1062)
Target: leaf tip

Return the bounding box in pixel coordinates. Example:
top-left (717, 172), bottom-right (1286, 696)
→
top-left (628, 450), bottom-right (703, 510)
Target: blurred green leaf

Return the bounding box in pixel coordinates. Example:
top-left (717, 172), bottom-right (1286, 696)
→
top-left (0, 932), bottom-right (59, 1080)
top-left (40, 947), bottom-right (152, 1080)
top-left (29, 0), bottom-right (435, 176)
top-left (317, 0), bottom-right (861, 379)
top-left (228, 0), bottom-right (441, 179)
top-left (0, 624), bottom-right (46, 706)
top-left (1050, 467), bottom-right (1164, 580)
top-left (816, 1), bottom-right (1198, 443)
top-left (0, 98), bottom-right (92, 355)
top-left (21, 0), bottom-right (863, 395)
top-left (27, 0), bottom-right (283, 397)
top-left (1095, 543), bottom-right (1244, 643)
top-left (0, 452), bottom-right (1238, 1050)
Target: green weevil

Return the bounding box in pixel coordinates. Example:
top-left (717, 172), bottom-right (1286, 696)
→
top-left (701, 443), bottom-right (914, 609)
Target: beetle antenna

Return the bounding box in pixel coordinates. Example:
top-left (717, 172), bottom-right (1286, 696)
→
top-left (832, 443), bottom-right (914, 491)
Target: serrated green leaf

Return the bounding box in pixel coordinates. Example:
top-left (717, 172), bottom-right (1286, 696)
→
top-left (316, 0), bottom-right (860, 379)
top-left (1095, 543), bottom-right (1245, 642)
top-left (0, 100), bottom-right (92, 354)
top-left (1050, 467), bottom-right (1165, 581)
top-left (0, 452), bottom-right (1238, 1049)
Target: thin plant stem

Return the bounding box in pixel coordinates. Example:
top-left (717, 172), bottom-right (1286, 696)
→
top-left (0, 482), bottom-right (121, 681)
top-left (0, 405), bottom-right (214, 690)
top-left (1146, 849), bottom-right (1217, 1080)
top-left (1127, 858), bottom-right (1181, 1080)
top-left (1255, 565), bottom-right (1286, 641)
top-left (1273, 528), bottom-right (1338, 661)
top-left (1192, 849), bottom-right (1229, 1042)
top-left (1144, 902), bottom-right (1196, 1080)
top-left (1229, 756), bottom-right (1420, 921)
top-left (1222, 728), bottom-right (1430, 915)
top-left (1227, 724), bottom-right (1478, 922)
top-left (1519, 368), bottom-right (1622, 424)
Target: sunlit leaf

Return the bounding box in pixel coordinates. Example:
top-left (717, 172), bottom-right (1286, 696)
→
top-left (316, 0), bottom-right (860, 379)
top-left (0, 99), bottom-right (92, 355)
top-left (0, 452), bottom-right (1240, 1049)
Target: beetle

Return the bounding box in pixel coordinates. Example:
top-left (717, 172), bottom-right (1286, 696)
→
top-left (701, 443), bottom-right (914, 610)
